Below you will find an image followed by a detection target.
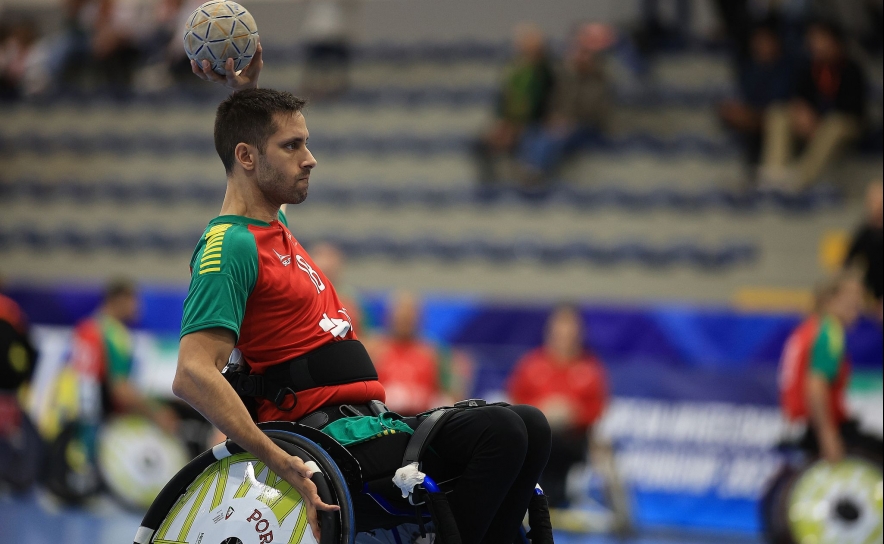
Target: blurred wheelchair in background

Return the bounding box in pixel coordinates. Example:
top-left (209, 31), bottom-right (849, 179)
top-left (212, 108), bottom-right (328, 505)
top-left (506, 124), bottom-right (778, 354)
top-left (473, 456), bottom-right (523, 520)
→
top-left (134, 420), bottom-right (553, 544)
top-left (762, 447), bottom-right (883, 544)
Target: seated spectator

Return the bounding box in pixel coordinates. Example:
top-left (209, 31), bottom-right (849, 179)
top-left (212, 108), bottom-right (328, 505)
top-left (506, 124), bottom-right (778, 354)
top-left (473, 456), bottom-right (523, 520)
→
top-left (507, 304), bottom-right (608, 508)
top-left (844, 180), bottom-right (883, 321)
top-left (718, 20), bottom-right (793, 171)
top-left (0, 20), bottom-right (39, 101)
top-left (300, 0), bottom-right (354, 100)
top-left (366, 292), bottom-right (472, 416)
top-left (473, 23), bottom-right (555, 185)
top-left (779, 271), bottom-right (882, 462)
top-left (634, 0), bottom-right (693, 55)
top-left (760, 20), bottom-right (867, 189)
top-left (518, 22), bottom-right (614, 185)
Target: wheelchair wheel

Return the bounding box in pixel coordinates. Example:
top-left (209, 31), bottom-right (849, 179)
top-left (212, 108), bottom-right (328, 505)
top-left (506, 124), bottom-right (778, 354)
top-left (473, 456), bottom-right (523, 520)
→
top-left (778, 456), bottom-right (883, 544)
top-left (134, 429), bottom-right (354, 544)
top-left (98, 415), bottom-right (190, 510)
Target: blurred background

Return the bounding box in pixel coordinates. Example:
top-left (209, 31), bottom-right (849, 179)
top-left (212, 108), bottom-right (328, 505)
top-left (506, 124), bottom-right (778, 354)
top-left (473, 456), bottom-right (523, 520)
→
top-left (0, 0), bottom-right (882, 543)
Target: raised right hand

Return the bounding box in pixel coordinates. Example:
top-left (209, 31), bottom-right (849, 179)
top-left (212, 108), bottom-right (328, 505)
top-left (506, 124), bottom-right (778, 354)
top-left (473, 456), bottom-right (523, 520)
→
top-left (191, 41), bottom-right (263, 91)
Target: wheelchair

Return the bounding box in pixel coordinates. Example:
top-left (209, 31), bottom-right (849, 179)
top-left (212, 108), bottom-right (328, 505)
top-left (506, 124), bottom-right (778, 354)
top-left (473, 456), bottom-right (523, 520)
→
top-left (761, 444), bottom-right (883, 544)
top-left (133, 419), bottom-right (553, 544)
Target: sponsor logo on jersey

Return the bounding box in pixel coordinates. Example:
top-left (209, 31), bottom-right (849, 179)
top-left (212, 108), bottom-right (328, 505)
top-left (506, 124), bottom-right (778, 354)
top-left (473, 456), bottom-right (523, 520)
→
top-left (273, 249), bottom-right (291, 266)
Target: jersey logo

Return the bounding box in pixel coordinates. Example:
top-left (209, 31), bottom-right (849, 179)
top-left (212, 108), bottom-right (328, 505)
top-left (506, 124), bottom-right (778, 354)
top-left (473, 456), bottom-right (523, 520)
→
top-left (199, 224), bottom-right (230, 275)
top-left (273, 249), bottom-right (291, 266)
top-left (296, 255), bottom-right (325, 293)
top-left (319, 310), bottom-right (352, 338)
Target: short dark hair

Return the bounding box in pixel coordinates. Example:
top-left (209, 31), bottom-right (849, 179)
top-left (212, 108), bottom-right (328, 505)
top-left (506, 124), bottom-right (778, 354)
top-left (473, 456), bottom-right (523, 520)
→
top-left (104, 277), bottom-right (137, 302)
top-left (214, 89), bottom-right (307, 174)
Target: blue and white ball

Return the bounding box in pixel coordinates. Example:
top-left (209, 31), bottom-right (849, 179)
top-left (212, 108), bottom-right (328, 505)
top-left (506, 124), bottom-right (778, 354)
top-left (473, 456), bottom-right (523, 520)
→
top-left (183, 0), bottom-right (259, 75)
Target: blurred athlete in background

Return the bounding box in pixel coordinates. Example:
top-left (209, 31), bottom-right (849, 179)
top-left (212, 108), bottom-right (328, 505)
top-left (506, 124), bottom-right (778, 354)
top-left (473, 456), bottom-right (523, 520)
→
top-left (0, 277), bottom-right (42, 493)
top-left (779, 271), bottom-right (883, 463)
top-left (66, 278), bottom-right (180, 438)
top-left (509, 304), bottom-right (608, 508)
top-left (366, 291), bottom-right (473, 415)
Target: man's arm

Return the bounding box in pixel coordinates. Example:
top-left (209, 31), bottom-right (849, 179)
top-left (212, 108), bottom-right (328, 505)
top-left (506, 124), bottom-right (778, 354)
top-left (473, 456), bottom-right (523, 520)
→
top-left (806, 372), bottom-right (844, 463)
top-left (173, 328), bottom-right (338, 540)
top-left (108, 379), bottom-right (180, 435)
top-left (806, 322), bottom-right (845, 463)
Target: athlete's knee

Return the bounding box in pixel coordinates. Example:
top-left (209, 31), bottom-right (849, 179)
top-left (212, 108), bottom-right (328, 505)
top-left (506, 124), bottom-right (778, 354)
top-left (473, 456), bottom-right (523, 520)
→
top-left (508, 404), bottom-right (552, 463)
top-left (509, 405), bottom-right (551, 443)
top-left (484, 405), bottom-right (529, 457)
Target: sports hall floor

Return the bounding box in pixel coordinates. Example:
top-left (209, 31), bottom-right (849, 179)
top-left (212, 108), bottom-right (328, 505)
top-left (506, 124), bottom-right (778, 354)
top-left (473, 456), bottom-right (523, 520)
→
top-left (0, 492), bottom-right (762, 544)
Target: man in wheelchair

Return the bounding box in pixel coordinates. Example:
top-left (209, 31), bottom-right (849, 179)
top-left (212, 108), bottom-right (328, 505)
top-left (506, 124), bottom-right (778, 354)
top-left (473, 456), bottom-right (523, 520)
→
top-left (165, 51), bottom-right (554, 543)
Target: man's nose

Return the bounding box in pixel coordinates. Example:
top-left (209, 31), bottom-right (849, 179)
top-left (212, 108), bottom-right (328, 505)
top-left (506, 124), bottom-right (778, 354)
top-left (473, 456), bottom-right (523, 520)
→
top-left (303, 149), bottom-right (317, 169)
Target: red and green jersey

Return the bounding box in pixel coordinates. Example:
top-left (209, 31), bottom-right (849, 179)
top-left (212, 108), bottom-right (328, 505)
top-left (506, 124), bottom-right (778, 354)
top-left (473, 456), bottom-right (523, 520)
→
top-left (180, 210), bottom-right (385, 422)
top-left (70, 314), bottom-right (134, 385)
top-left (779, 315), bottom-right (851, 424)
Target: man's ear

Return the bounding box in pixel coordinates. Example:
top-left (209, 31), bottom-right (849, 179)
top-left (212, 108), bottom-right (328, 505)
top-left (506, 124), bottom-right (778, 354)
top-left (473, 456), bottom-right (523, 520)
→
top-left (234, 142), bottom-right (257, 172)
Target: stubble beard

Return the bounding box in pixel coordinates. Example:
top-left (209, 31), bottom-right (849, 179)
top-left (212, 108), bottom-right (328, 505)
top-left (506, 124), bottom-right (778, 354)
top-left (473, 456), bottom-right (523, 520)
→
top-left (256, 155), bottom-right (308, 206)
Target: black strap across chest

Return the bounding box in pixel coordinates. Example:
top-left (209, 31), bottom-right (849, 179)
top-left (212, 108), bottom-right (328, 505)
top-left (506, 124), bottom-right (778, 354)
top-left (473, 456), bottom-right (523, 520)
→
top-left (223, 340), bottom-right (378, 411)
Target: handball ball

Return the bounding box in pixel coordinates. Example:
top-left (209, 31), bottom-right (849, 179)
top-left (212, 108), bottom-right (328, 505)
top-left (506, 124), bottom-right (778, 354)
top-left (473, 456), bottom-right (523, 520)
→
top-left (183, 0), bottom-right (258, 75)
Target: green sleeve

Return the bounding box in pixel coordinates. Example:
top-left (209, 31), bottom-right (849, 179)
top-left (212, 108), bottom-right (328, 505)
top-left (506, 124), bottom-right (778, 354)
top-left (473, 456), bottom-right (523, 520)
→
top-left (277, 208), bottom-right (288, 227)
top-left (180, 224), bottom-right (259, 340)
top-left (810, 317), bottom-right (844, 383)
top-left (101, 317), bottom-right (133, 381)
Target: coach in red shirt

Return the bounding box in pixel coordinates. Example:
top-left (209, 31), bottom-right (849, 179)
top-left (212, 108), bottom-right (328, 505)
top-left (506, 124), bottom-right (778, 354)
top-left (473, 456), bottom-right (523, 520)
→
top-left (508, 304), bottom-right (608, 507)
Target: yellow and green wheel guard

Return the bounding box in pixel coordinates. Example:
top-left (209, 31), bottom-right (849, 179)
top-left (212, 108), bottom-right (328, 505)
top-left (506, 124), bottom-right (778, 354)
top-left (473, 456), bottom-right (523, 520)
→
top-left (787, 457), bottom-right (883, 544)
top-left (151, 451), bottom-right (316, 544)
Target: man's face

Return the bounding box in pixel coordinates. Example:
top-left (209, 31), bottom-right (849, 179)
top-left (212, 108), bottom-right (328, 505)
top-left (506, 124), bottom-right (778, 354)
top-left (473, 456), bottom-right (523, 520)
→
top-left (390, 293), bottom-right (420, 341)
top-left (751, 30), bottom-right (780, 64)
top-left (111, 293), bottom-right (140, 325)
top-left (833, 280), bottom-right (865, 328)
top-left (807, 27), bottom-right (841, 62)
top-left (255, 111), bottom-right (316, 206)
top-left (545, 308), bottom-right (583, 360)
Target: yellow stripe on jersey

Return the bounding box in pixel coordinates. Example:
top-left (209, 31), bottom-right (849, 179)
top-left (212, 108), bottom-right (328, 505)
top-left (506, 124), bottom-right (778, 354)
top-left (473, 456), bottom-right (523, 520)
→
top-left (199, 224), bottom-right (231, 275)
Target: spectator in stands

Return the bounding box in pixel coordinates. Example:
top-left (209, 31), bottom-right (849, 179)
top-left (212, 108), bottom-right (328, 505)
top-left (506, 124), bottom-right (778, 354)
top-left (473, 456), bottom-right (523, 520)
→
top-left (300, 0), bottom-right (355, 99)
top-left (366, 292), bottom-right (472, 416)
top-left (518, 23), bottom-right (614, 185)
top-left (473, 24), bottom-right (555, 185)
top-left (507, 304), bottom-right (608, 508)
top-left (779, 271), bottom-right (881, 462)
top-left (0, 20), bottom-right (39, 101)
top-left (718, 20), bottom-right (794, 172)
top-left (66, 278), bottom-right (179, 436)
top-left (760, 20), bottom-right (867, 189)
top-left (844, 180), bottom-right (883, 320)
top-left (47, 0), bottom-right (148, 94)
top-left (634, 0), bottom-right (693, 55)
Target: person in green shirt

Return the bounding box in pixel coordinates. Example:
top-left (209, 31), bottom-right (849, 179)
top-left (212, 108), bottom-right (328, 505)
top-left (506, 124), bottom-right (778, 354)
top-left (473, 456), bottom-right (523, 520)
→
top-left (67, 279), bottom-right (179, 436)
top-left (803, 272), bottom-right (880, 463)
